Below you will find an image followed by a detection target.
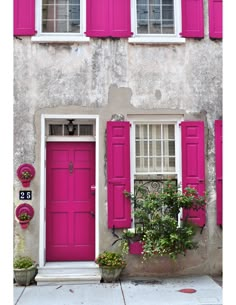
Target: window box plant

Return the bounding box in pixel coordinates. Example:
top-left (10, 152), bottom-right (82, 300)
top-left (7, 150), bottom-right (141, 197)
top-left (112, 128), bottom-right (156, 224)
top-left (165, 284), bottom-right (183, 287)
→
top-left (18, 213), bottom-right (32, 229)
top-left (95, 251), bottom-right (126, 283)
top-left (13, 256), bottom-right (37, 286)
top-left (115, 179), bottom-right (206, 260)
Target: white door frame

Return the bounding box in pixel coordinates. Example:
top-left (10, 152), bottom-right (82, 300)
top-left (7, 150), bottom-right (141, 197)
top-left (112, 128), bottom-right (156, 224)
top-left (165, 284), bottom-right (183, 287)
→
top-left (39, 114), bottom-right (100, 267)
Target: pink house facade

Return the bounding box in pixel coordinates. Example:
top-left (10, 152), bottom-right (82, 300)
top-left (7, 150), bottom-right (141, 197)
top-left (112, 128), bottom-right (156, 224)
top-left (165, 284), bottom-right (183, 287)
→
top-left (14, 0), bottom-right (222, 284)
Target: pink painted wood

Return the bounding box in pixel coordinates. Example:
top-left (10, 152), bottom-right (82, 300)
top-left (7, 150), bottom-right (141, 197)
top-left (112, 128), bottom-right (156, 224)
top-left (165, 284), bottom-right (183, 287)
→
top-left (86, 0), bottom-right (131, 37)
top-left (215, 120), bottom-right (222, 225)
top-left (181, 121), bottom-right (206, 227)
top-left (107, 121), bottom-right (131, 228)
top-left (129, 241), bottom-right (144, 255)
top-left (209, 0), bottom-right (223, 39)
top-left (86, 0), bottom-right (109, 37)
top-left (109, 0), bottom-right (132, 37)
top-left (14, 0), bottom-right (35, 36)
top-left (46, 142), bottom-right (95, 261)
top-left (181, 0), bottom-right (204, 38)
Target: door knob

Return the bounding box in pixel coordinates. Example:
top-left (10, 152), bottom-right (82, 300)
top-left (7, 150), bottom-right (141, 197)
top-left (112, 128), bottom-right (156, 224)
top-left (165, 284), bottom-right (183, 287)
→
top-left (90, 211), bottom-right (95, 217)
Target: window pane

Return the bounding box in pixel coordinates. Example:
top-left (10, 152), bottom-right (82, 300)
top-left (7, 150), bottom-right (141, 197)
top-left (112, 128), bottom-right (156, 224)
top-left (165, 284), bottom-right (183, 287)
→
top-left (49, 124), bottom-right (63, 135)
top-left (163, 157), bottom-right (175, 172)
top-left (79, 125), bottom-right (93, 136)
top-left (163, 140), bottom-right (175, 155)
top-left (150, 157), bottom-right (161, 172)
top-left (168, 141), bottom-right (175, 155)
top-left (136, 141), bottom-right (141, 156)
top-left (136, 157), bottom-right (149, 172)
top-left (150, 141), bottom-right (161, 156)
top-left (150, 124), bottom-right (161, 139)
top-left (136, 0), bottom-right (174, 34)
top-left (42, 0), bottom-right (80, 33)
top-left (168, 124), bottom-right (175, 139)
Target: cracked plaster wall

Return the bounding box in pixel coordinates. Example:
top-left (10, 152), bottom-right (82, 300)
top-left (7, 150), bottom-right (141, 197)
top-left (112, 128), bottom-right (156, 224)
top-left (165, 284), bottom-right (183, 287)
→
top-left (14, 31), bottom-right (222, 276)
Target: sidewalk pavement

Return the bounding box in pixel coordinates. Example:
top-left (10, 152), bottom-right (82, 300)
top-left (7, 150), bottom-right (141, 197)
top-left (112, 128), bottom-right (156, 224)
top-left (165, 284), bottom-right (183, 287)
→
top-left (14, 275), bottom-right (222, 305)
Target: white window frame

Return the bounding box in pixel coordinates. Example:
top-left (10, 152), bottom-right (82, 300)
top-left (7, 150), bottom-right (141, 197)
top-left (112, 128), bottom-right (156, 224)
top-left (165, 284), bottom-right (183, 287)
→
top-left (32, 0), bottom-right (89, 43)
top-left (129, 114), bottom-right (183, 194)
top-left (129, 0), bottom-right (185, 44)
top-left (128, 114), bottom-right (184, 228)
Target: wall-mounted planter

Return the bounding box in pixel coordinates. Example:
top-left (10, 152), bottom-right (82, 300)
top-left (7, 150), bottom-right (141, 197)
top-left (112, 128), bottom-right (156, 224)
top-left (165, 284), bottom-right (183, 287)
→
top-left (17, 164), bottom-right (35, 187)
top-left (129, 241), bottom-right (144, 255)
top-left (15, 203), bottom-right (34, 229)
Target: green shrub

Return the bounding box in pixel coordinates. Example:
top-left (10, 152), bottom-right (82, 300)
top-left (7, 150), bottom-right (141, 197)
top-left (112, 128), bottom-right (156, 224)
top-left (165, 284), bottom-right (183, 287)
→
top-left (95, 251), bottom-right (126, 268)
top-left (121, 179), bottom-right (206, 260)
top-left (13, 256), bottom-right (35, 269)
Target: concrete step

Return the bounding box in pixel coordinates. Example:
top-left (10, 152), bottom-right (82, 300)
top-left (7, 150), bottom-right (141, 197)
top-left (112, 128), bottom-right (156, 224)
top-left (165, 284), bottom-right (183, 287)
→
top-left (35, 262), bottom-right (101, 285)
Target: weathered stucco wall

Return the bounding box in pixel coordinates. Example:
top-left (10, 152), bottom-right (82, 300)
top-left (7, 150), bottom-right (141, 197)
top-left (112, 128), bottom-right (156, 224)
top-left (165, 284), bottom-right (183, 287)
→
top-left (14, 26), bottom-right (222, 277)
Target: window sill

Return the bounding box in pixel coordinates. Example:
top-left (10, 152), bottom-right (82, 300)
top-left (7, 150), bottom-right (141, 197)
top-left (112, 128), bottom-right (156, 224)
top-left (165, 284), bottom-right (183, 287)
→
top-left (31, 35), bottom-right (90, 43)
top-left (128, 36), bottom-right (186, 44)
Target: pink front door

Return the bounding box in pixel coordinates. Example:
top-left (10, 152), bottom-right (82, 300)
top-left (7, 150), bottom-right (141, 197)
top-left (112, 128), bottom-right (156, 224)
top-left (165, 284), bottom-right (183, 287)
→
top-left (46, 142), bottom-right (95, 261)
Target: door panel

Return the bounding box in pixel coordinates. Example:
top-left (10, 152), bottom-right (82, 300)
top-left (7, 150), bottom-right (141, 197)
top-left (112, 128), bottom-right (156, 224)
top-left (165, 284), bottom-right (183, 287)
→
top-left (46, 142), bottom-right (95, 261)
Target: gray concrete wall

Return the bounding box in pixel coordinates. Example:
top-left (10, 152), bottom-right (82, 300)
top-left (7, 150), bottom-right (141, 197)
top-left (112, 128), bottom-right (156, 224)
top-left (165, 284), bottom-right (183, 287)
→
top-left (14, 12), bottom-right (222, 277)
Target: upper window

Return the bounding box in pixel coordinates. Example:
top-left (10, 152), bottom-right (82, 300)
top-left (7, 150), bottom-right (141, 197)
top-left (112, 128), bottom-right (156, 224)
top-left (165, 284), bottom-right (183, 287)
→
top-left (136, 0), bottom-right (174, 35)
top-left (42, 0), bottom-right (81, 33)
top-left (129, 0), bottom-right (185, 43)
top-left (31, 0), bottom-right (89, 42)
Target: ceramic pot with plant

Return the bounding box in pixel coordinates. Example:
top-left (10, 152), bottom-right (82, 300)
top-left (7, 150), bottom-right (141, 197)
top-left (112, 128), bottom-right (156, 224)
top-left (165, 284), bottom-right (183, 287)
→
top-left (15, 203), bottom-right (34, 229)
top-left (95, 251), bottom-right (126, 283)
top-left (17, 164), bottom-right (35, 187)
top-left (18, 213), bottom-right (31, 229)
top-left (13, 256), bottom-right (37, 286)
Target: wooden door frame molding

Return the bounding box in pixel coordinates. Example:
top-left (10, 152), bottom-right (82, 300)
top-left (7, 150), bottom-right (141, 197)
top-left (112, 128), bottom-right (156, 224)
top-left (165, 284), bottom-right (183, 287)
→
top-left (39, 114), bottom-right (100, 267)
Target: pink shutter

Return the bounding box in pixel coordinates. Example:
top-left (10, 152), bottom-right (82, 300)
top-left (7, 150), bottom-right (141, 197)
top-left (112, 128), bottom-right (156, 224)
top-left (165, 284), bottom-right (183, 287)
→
top-left (86, 0), bottom-right (131, 37)
top-left (215, 120), bottom-right (222, 225)
top-left (107, 121), bottom-right (131, 228)
top-left (14, 0), bottom-right (35, 36)
top-left (86, 0), bottom-right (109, 37)
top-left (209, 0), bottom-right (223, 39)
top-left (181, 0), bottom-right (204, 38)
top-left (110, 0), bottom-right (132, 37)
top-left (181, 121), bottom-right (206, 227)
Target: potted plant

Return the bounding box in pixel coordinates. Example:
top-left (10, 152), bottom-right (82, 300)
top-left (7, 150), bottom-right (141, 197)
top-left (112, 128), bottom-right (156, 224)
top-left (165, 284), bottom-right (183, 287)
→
top-left (18, 213), bottom-right (32, 229)
top-left (13, 256), bottom-right (37, 286)
top-left (95, 251), bottom-right (126, 283)
top-left (17, 164), bottom-right (35, 187)
top-left (113, 228), bottom-right (144, 255)
top-left (117, 179), bottom-right (206, 260)
top-left (15, 203), bottom-right (34, 229)
top-left (122, 229), bottom-right (144, 255)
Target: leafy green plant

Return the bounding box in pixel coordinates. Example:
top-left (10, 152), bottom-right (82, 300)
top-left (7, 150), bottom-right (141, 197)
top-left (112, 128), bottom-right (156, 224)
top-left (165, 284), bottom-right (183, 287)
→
top-left (18, 213), bottom-right (31, 221)
top-left (121, 179), bottom-right (206, 260)
top-left (21, 171), bottom-right (32, 180)
top-left (95, 251), bottom-right (126, 268)
top-left (13, 256), bottom-right (35, 269)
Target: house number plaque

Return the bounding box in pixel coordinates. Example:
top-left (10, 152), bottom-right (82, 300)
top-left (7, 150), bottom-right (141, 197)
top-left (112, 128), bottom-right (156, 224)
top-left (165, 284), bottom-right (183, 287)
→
top-left (19, 191), bottom-right (32, 200)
